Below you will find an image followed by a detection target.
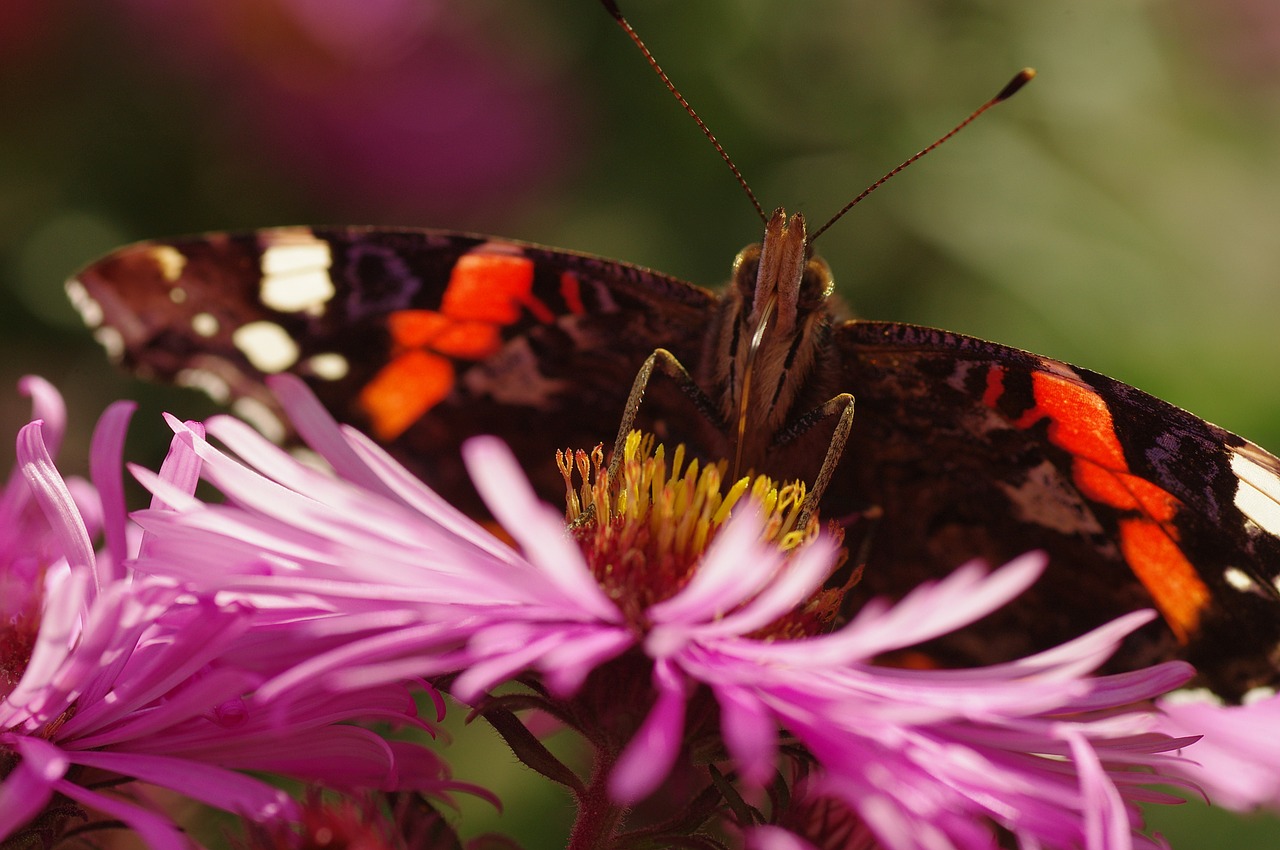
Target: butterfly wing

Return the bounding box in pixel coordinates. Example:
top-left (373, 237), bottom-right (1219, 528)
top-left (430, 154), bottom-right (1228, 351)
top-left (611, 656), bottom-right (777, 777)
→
top-left (70, 228), bottom-right (1280, 698)
top-left (69, 226), bottom-right (717, 512)
top-left (832, 320), bottom-right (1280, 699)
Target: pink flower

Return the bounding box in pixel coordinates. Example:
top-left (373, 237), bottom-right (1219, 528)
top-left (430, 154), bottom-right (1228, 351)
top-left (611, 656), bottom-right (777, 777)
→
top-left (128, 375), bottom-right (1207, 850)
top-left (115, 0), bottom-right (579, 220)
top-left (0, 379), bottom-right (452, 850)
top-left (1155, 688), bottom-right (1280, 810)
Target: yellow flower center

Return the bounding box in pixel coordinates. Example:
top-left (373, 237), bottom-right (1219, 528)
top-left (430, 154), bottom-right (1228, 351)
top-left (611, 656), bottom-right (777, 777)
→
top-left (557, 432), bottom-right (849, 636)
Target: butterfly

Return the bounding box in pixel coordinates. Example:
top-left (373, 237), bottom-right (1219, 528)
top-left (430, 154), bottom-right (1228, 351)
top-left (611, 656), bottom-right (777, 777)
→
top-left (65, 6), bottom-right (1280, 703)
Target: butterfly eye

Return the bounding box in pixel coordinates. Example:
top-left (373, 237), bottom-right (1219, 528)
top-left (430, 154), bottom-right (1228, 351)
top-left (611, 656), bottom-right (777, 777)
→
top-left (801, 256), bottom-right (835, 307)
top-left (731, 243), bottom-right (762, 298)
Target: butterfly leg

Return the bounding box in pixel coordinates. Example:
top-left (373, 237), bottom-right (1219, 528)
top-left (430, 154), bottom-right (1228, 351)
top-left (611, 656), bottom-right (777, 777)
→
top-left (775, 393), bottom-right (856, 528)
top-left (605, 348), bottom-right (722, 485)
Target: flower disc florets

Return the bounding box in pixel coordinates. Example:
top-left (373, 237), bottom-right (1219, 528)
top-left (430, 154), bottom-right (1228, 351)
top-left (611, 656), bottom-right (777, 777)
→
top-left (558, 432), bottom-right (848, 638)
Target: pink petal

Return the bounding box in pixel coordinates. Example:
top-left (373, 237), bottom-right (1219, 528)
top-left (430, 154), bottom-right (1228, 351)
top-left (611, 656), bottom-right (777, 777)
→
top-left (67, 750), bottom-right (295, 819)
top-left (150, 415), bottom-right (206, 509)
top-left (18, 375), bottom-right (66, 457)
top-left (702, 533), bottom-right (841, 638)
top-left (267, 373), bottom-right (399, 499)
top-left (610, 660), bottom-right (689, 803)
top-left (55, 776), bottom-right (201, 850)
top-left (0, 736), bottom-right (64, 839)
top-left (647, 510), bottom-right (781, 624)
top-left (463, 436), bottom-right (620, 621)
top-left (716, 683), bottom-right (778, 786)
top-left (17, 421), bottom-right (96, 579)
top-left (89, 400), bottom-right (135, 582)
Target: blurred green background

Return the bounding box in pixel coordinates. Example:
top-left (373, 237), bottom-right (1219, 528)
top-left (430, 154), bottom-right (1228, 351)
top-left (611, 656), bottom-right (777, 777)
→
top-left (3, 0), bottom-right (1279, 846)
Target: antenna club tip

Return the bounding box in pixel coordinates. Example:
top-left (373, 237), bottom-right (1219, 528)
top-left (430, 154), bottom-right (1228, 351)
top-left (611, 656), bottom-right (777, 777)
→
top-left (996, 68), bottom-right (1036, 101)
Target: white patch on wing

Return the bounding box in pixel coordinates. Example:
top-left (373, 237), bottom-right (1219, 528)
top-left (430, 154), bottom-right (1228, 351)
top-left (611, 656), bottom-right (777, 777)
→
top-left (65, 279), bottom-right (103, 327)
top-left (176, 369), bottom-right (230, 404)
top-left (304, 352), bottom-right (349, 381)
top-left (148, 245), bottom-right (187, 282)
top-left (996, 458), bottom-right (1106, 536)
top-left (93, 326), bottom-right (124, 360)
top-left (233, 321), bottom-right (299, 373)
top-left (259, 234), bottom-right (335, 315)
top-left (191, 312), bottom-right (219, 338)
top-left (232, 397), bottom-right (287, 444)
top-left (1159, 687), bottom-right (1223, 707)
top-left (1230, 449), bottom-right (1280, 536)
top-left (1223, 566), bottom-right (1260, 593)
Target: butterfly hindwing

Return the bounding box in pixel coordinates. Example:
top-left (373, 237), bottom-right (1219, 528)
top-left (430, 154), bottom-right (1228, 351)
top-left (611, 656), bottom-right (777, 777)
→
top-left (832, 320), bottom-right (1280, 699)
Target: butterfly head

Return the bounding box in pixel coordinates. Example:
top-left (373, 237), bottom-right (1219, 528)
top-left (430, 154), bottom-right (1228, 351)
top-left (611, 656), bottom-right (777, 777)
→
top-left (714, 208), bottom-right (836, 472)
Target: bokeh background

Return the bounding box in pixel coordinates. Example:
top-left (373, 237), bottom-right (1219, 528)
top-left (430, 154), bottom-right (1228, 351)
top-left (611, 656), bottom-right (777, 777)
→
top-left (3, 0), bottom-right (1280, 846)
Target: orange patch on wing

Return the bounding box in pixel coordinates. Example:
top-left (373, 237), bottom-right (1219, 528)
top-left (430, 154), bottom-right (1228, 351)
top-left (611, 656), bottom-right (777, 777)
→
top-left (387, 310), bottom-right (451, 348)
top-left (1031, 372), bottom-right (1127, 469)
top-left (429, 321), bottom-right (501, 358)
top-left (1011, 371), bottom-right (1210, 641)
top-left (358, 250), bottom-right (565, 439)
top-left (442, 253), bottom-right (553, 324)
top-left (1072, 460), bottom-right (1180, 522)
top-left (384, 310), bottom-right (499, 357)
top-left (1117, 517), bottom-right (1211, 643)
top-left (560, 272), bottom-right (586, 316)
top-left (982, 365), bottom-right (1006, 410)
top-left (358, 350), bottom-right (454, 441)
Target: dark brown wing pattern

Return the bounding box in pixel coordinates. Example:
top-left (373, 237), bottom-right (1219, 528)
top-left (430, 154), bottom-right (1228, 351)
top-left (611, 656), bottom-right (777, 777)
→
top-left (831, 320), bottom-right (1280, 700)
top-left (69, 226), bottom-right (716, 512)
top-left (69, 229), bottom-right (1280, 701)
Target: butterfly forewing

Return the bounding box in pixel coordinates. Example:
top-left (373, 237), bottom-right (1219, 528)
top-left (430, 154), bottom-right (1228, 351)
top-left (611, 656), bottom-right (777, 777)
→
top-left (71, 227), bottom-right (715, 511)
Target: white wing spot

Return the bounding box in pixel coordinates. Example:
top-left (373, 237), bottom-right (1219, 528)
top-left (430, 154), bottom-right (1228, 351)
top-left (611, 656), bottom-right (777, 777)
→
top-left (169, 287), bottom-right (187, 304)
top-left (1230, 451), bottom-right (1280, 536)
top-left (233, 321), bottom-right (299, 373)
top-left (1223, 566), bottom-right (1260, 593)
top-left (177, 369), bottom-right (231, 404)
top-left (93, 326), bottom-right (124, 360)
top-left (304, 352), bottom-right (350, 381)
top-left (1243, 686), bottom-right (1278, 705)
top-left (65, 279), bottom-right (103, 327)
top-left (260, 235), bottom-right (335, 315)
top-left (232, 397), bottom-right (287, 444)
top-left (191, 312), bottom-right (219, 338)
top-left (1160, 687), bottom-right (1223, 707)
top-left (149, 245), bottom-right (187, 282)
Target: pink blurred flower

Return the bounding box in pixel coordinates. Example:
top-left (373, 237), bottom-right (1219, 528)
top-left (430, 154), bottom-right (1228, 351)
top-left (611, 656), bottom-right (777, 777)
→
top-left (118, 0), bottom-right (579, 220)
top-left (0, 378), bottom-right (453, 850)
top-left (127, 375), bottom-right (1208, 849)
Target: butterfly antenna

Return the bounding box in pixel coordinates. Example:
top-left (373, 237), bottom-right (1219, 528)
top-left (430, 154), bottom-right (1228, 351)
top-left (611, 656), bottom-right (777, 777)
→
top-left (809, 68), bottom-right (1036, 244)
top-left (601, 0), bottom-right (767, 223)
